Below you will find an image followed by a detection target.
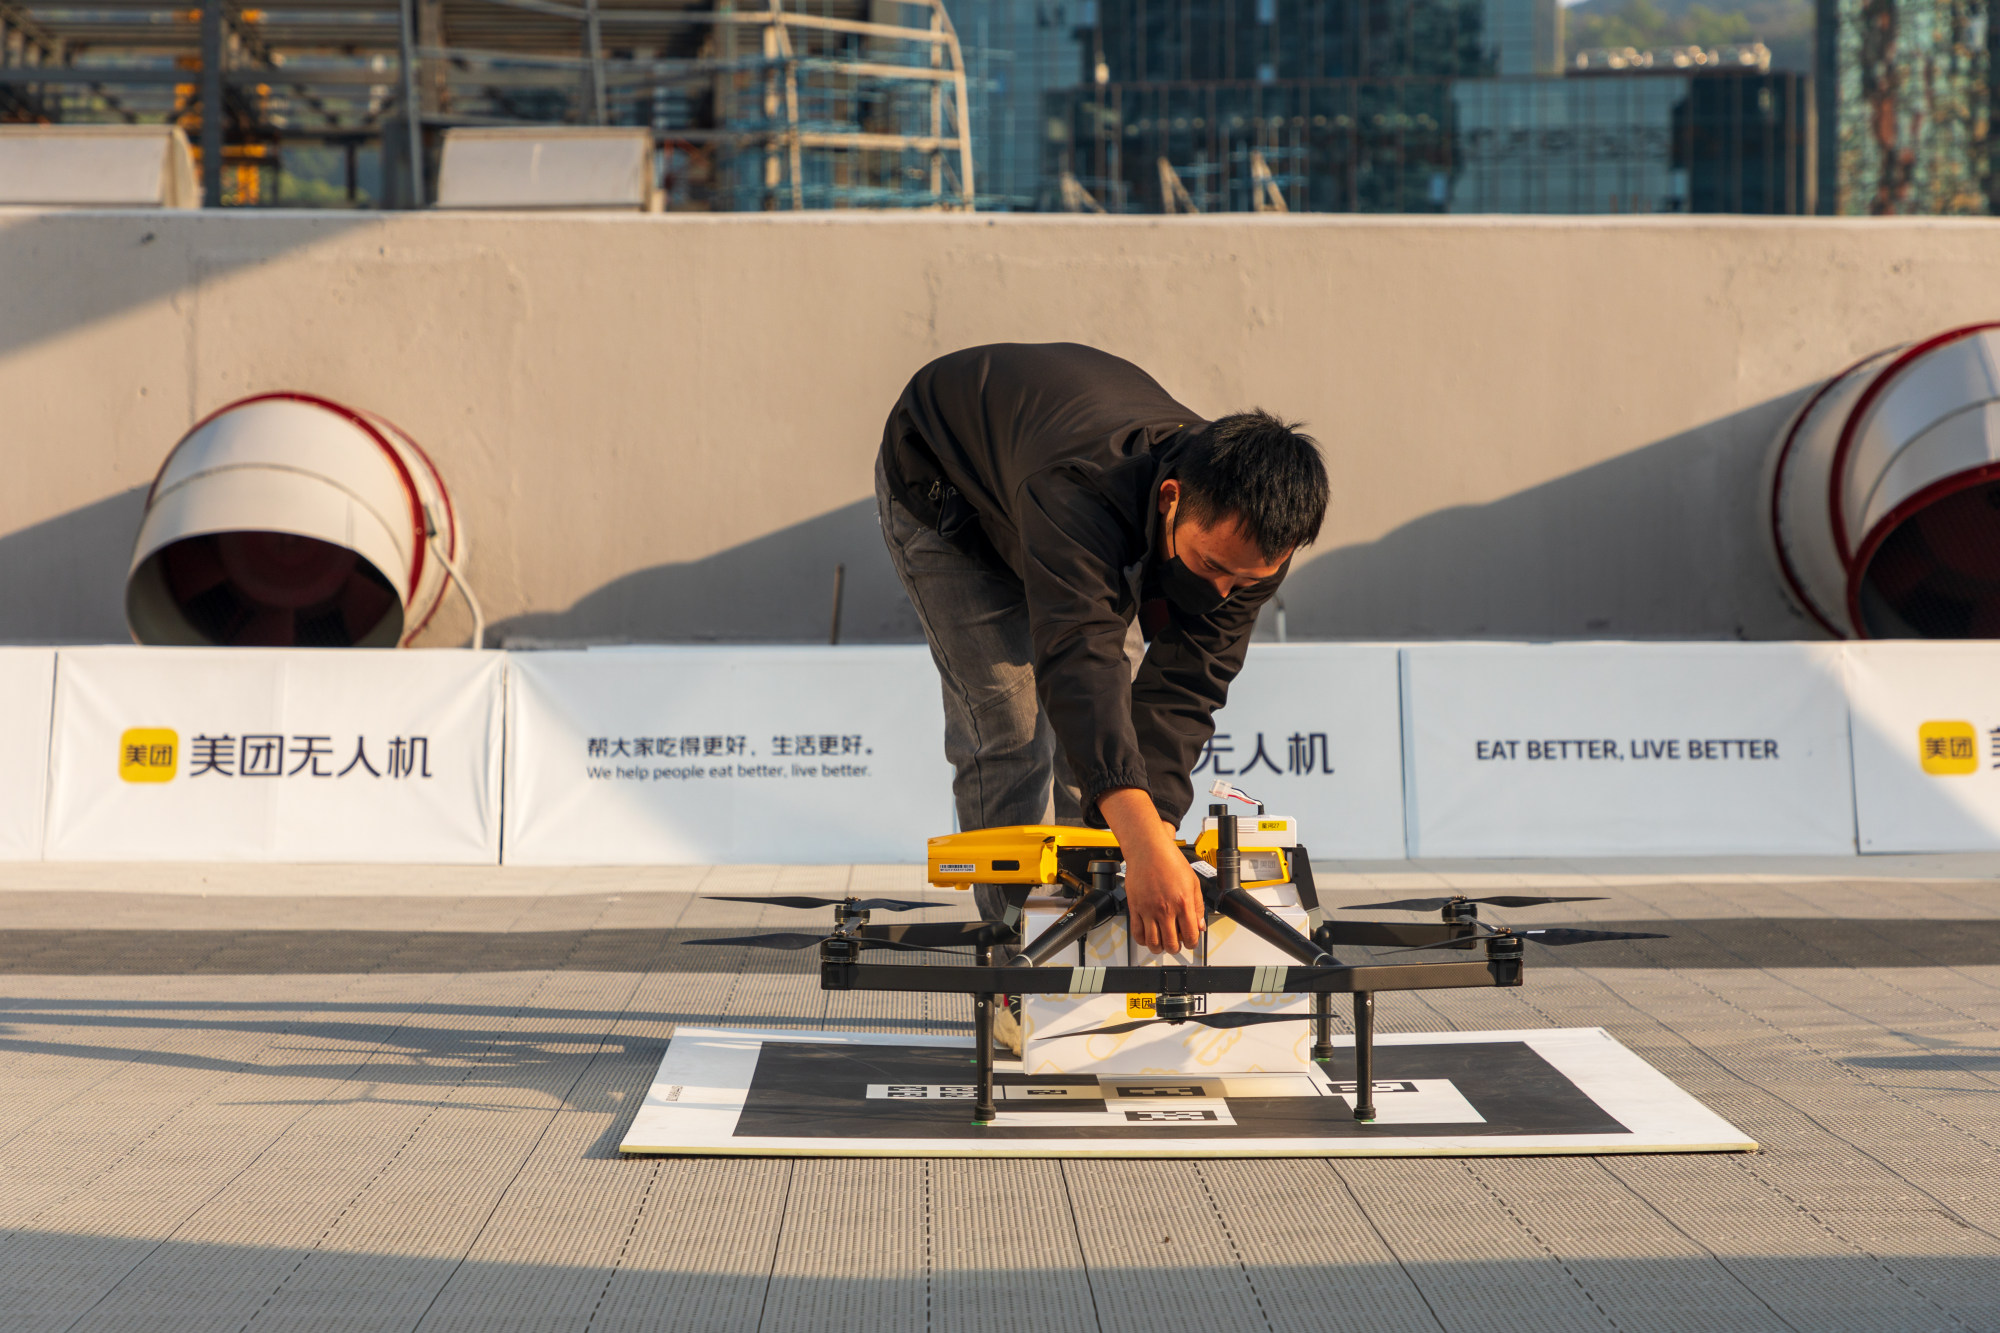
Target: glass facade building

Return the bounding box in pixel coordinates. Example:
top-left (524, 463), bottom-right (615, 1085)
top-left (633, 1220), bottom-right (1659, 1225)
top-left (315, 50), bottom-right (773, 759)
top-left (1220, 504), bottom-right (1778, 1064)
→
top-left (1037, 0), bottom-right (1810, 212)
top-left (949, 0), bottom-right (1090, 208)
top-left (1452, 70), bottom-right (1811, 213)
top-left (1051, 67), bottom-right (1811, 213)
top-left (1039, 0), bottom-right (1496, 210)
top-left (1082, 0), bottom-right (1489, 83)
top-left (1054, 78), bottom-right (1460, 211)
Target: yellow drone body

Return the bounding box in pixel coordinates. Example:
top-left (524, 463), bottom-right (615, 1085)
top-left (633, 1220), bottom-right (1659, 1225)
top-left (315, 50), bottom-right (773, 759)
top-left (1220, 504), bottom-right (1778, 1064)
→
top-left (926, 820), bottom-right (1293, 891)
top-left (926, 825), bottom-right (1119, 889)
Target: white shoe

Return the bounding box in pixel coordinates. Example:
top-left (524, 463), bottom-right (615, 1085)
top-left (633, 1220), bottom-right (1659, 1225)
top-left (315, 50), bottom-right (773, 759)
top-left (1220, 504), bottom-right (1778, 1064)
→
top-left (992, 1004), bottom-right (1023, 1057)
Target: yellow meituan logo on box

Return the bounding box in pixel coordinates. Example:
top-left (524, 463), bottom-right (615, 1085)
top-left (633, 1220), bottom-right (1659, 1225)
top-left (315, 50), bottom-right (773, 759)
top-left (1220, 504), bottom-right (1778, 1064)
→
top-left (120, 728), bottom-right (178, 782)
top-left (1125, 993), bottom-right (1156, 1019)
top-left (1919, 721), bottom-right (1979, 776)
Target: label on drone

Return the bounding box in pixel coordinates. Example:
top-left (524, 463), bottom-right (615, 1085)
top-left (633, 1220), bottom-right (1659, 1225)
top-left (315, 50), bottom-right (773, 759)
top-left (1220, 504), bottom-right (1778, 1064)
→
top-left (937, 862), bottom-right (976, 874)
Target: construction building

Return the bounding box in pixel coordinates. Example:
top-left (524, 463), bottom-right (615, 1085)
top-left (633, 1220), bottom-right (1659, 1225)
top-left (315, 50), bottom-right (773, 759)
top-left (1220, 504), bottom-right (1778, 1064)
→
top-left (0, 0), bottom-right (975, 210)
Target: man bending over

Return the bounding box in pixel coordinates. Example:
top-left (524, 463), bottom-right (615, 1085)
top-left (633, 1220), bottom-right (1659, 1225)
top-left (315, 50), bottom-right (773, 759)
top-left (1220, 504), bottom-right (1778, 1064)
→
top-left (875, 342), bottom-right (1329, 962)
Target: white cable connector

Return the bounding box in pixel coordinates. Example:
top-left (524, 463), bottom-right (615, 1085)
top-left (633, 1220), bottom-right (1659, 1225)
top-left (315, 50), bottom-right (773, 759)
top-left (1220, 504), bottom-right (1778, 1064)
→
top-left (1208, 779), bottom-right (1261, 807)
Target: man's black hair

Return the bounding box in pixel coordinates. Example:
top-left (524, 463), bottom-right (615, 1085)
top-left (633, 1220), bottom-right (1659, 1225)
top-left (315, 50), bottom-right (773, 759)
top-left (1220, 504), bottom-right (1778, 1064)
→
top-left (1176, 411), bottom-right (1329, 561)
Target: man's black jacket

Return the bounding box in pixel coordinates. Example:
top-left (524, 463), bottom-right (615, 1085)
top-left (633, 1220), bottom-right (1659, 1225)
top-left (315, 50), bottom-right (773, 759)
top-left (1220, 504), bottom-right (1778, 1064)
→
top-left (879, 342), bottom-right (1287, 826)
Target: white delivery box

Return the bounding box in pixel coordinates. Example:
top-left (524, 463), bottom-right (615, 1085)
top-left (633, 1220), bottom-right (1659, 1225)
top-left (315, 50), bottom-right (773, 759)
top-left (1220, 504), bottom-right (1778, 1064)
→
top-left (1024, 912), bottom-right (1152, 1072)
top-left (1020, 877), bottom-right (1312, 1075)
top-left (1022, 913), bottom-right (1205, 1075)
top-left (1199, 898), bottom-right (1312, 1073)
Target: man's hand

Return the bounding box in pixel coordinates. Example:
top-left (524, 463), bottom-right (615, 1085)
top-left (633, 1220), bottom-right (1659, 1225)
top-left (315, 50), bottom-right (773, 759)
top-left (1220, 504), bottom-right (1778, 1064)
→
top-left (1098, 787), bottom-right (1204, 955)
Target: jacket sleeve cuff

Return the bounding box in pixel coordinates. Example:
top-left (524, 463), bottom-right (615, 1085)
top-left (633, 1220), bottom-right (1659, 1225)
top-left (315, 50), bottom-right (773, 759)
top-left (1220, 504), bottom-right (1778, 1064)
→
top-left (1079, 768), bottom-right (1155, 827)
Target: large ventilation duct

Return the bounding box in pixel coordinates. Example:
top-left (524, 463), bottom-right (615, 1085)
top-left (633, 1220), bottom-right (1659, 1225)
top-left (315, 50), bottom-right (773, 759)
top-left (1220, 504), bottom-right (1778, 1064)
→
top-left (1768, 322), bottom-right (2000, 638)
top-left (126, 393), bottom-right (479, 648)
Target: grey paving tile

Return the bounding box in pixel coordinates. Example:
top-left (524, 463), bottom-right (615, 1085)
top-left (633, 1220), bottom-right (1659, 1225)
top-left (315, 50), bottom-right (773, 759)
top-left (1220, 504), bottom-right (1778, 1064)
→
top-left (1200, 1158), bottom-right (1442, 1333)
top-left (1334, 1157), bottom-right (1619, 1333)
top-left (758, 1159), bottom-right (928, 1333)
top-left (1064, 1159), bottom-right (1321, 1333)
top-left (589, 1157), bottom-right (790, 1333)
top-left (929, 1159), bottom-right (1099, 1333)
top-left (0, 868), bottom-right (1997, 1332)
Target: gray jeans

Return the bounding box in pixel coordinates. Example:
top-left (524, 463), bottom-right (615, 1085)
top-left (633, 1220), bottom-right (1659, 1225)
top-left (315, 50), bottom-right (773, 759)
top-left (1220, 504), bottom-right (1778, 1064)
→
top-left (875, 458), bottom-right (1143, 922)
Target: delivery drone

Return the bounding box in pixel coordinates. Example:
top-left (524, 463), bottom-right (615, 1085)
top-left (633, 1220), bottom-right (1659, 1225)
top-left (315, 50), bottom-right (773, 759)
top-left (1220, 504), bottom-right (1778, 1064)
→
top-left (694, 781), bottom-right (1663, 1125)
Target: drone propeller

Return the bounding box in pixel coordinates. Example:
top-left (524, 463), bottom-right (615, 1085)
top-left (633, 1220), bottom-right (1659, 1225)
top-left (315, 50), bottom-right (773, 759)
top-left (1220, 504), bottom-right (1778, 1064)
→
top-left (687, 932), bottom-right (963, 954)
top-left (701, 894), bottom-right (935, 913)
top-left (1380, 926), bottom-right (1666, 955)
top-left (1087, 1009), bottom-right (1310, 1037)
top-left (1518, 927), bottom-right (1667, 947)
top-left (1342, 894), bottom-right (1606, 913)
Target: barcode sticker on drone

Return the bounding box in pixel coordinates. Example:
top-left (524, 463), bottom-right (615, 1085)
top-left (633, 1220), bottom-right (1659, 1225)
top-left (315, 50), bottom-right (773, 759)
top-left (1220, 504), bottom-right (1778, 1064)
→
top-left (937, 863), bottom-right (976, 875)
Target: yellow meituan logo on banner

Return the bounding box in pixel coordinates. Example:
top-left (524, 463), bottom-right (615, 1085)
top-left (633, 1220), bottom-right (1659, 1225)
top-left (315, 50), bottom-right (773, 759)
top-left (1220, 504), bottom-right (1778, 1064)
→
top-left (120, 728), bottom-right (178, 782)
top-left (1918, 721), bottom-right (1978, 776)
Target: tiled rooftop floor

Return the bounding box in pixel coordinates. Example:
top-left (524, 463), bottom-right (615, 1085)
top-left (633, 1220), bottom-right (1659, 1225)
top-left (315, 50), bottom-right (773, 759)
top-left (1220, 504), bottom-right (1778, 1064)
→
top-left (1, 858), bottom-right (1997, 1332)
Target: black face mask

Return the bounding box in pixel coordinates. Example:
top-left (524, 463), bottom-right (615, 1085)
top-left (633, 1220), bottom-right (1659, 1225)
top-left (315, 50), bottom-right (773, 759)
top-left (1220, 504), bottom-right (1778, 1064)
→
top-left (1160, 506), bottom-right (1229, 616)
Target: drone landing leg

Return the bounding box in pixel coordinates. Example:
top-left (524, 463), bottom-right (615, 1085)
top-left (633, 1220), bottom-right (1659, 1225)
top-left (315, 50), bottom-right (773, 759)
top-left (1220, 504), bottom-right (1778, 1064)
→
top-left (973, 944), bottom-right (997, 1124)
top-left (1312, 992), bottom-right (1334, 1063)
top-left (1351, 992), bottom-right (1377, 1123)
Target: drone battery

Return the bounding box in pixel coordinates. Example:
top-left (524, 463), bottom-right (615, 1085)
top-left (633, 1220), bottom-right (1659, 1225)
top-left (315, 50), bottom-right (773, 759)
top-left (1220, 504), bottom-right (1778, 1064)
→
top-left (1199, 814), bottom-right (1297, 844)
top-left (1193, 814), bottom-right (1296, 887)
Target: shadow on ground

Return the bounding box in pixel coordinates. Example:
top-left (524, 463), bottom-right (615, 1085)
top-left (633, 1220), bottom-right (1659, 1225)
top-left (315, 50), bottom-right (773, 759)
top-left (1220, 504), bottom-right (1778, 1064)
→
top-left (0, 993), bottom-right (931, 1131)
top-left (5, 1222), bottom-right (1998, 1332)
top-left (3, 919), bottom-right (1997, 974)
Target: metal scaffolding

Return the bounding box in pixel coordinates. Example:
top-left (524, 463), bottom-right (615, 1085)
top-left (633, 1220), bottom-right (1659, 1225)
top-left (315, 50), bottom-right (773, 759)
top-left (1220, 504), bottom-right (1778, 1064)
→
top-left (0, 0), bottom-right (976, 209)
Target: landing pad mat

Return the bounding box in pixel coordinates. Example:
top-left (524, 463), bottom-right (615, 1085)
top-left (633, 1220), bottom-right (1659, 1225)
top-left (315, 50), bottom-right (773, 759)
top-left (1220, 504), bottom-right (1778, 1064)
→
top-left (619, 1026), bottom-right (1756, 1158)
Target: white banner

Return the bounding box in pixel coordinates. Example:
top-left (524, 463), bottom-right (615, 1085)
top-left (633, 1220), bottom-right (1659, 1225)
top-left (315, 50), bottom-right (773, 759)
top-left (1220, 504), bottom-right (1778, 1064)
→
top-left (1174, 644), bottom-right (1406, 859)
top-left (0, 649), bottom-right (55, 860)
top-left (45, 648), bottom-right (504, 863)
top-left (1846, 642), bottom-right (2000, 852)
top-left (1402, 643), bottom-right (1855, 856)
top-left (503, 647), bottom-right (954, 865)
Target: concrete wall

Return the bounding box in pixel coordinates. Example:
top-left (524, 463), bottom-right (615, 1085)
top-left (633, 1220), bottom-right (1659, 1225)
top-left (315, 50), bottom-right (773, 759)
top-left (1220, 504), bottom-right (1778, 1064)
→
top-left (6, 208), bottom-right (2000, 647)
